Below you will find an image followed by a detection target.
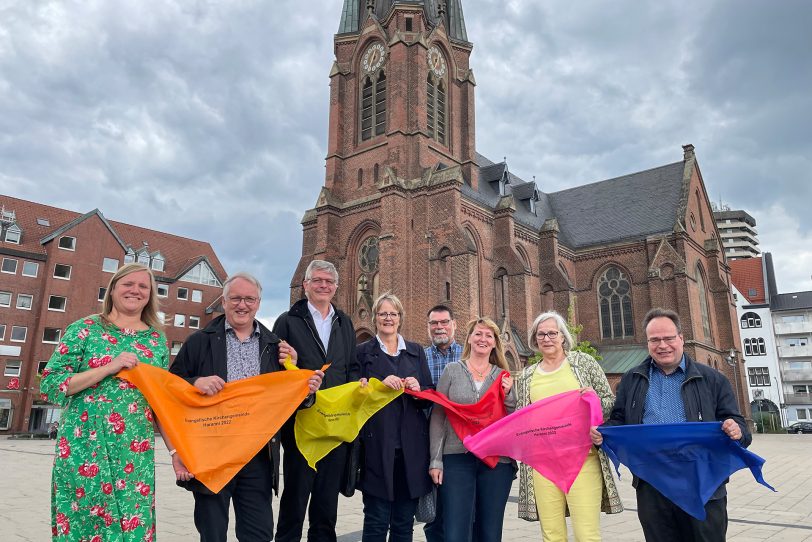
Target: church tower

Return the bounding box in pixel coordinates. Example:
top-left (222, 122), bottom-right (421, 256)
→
top-left (292, 0), bottom-right (492, 347)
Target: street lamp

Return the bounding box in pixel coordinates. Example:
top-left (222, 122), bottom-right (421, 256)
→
top-left (725, 348), bottom-right (743, 412)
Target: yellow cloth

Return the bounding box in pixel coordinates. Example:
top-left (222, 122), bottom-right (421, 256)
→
top-left (118, 362), bottom-right (323, 494)
top-left (530, 362), bottom-right (603, 541)
top-left (294, 379), bottom-right (403, 470)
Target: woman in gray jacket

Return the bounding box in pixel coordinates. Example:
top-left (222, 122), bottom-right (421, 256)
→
top-left (428, 317), bottom-right (516, 542)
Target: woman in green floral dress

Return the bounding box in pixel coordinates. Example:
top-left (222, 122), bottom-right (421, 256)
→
top-left (41, 263), bottom-right (189, 541)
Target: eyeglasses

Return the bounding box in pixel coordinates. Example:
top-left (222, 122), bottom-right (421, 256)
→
top-left (377, 312), bottom-right (400, 319)
top-left (536, 331), bottom-right (560, 340)
top-left (227, 296), bottom-right (259, 307)
top-left (307, 278), bottom-right (336, 286)
top-left (647, 336), bottom-right (678, 345)
top-left (429, 319), bottom-right (452, 326)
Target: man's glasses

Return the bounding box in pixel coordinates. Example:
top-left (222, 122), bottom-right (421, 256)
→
top-left (227, 296), bottom-right (259, 307)
top-left (429, 319), bottom-right (452, 326)
top-left (377, 312), bottom-right (400, 319)
top-left (647, 336), bottom-right (678, 345)
top-left (307, 278), bottom-right (336, 286)
top-left (536, 331), bottom-right (560, 340)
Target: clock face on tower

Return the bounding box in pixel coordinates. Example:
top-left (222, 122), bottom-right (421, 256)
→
top-left (362, 43), bottom-right (386, 74)
top-left (427, 46), bottom-right (447, 78)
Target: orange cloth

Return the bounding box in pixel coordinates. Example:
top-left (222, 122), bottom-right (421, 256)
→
top-left (119, 363), bottom-right (324, 493)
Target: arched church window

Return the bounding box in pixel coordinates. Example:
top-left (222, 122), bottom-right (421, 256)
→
top-left (360, 72), bottom-right (387, 141)
top-left (495, 268), bottom-right (508, 319)
top-left (696, 264), bottom-right (712, 340)
top-left (426, 45), bottom-right (448, 145)
top-left (358, 236), bottom-right (380, 273)
top-left (598, 266), bottom-right (634, 339)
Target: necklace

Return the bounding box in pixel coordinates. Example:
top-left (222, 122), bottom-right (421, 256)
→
top-left (467, 361), bottom-right (488, 378)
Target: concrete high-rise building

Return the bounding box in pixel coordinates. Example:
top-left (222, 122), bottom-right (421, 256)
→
top-left (712, 204), bottom-right (759, 260)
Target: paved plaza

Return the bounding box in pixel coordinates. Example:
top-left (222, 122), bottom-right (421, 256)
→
top-left (0, 434), bottom-right (810, 541)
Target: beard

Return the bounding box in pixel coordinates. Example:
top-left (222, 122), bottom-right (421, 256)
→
top-left (432, 334), bottom-right (450, 347)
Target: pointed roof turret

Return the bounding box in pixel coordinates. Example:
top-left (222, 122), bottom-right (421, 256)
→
top-left (337, 0), bottom-right (468, 42)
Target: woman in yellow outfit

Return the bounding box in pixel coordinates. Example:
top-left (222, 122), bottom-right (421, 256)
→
top-left (515, 312), bottom-right (623, 541)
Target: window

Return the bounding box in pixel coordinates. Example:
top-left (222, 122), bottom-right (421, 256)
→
top-left (174, 314), bottom-right (186, 327)
top-left (799, 409), bottom-right (809, 420)
top-left (16, 294), bottom-right (33, 310)
top-left (792, 385), bottom-right (810, 396)
top-left (22, 261), bottom-right (39, 277)
top-left (748, 288), bottom-right (758, 298)
top-left (747, 367), bottom-right (770, 386)
top-left (782, 315), bottom-right (805, 324)
top-left (189, 316), bottom-right (200, 329)
top-left (177, 288), bottom-right (189, 301)
top-left (43, 328), bottom-right (61, 343)
top-left (360, 70), bottom-right (387, 141)
top-left (37, 218), bottom-right (50, 226)
top-left (1, 258), bottom-right (18, 274)
top-left (58, 236), bottom-right (76, 250)
top-left (757, 338), bottom-right (766, 355)
top-left (788, 361), bottom-right (812, 370)
top-left (4, 360), bottom-right (21, 377)
top-left (0, 398), bottom-right (11, 430)
top-left (191, 289), bottom-right (203, 303)
top-left (4, 224), bottom-right (21, 244)
top-left (124, 249), bottom-right (136, 263)
top-left (98, 287), bottom-right (106, 302)
top-left (157, 284), bottom-right (168, 298)
top-left (171, 341), bottom-right (183, 355)
top-left (695, 265), bottom-right (712, 340)
top-left (53, 264), bottom-right (72, 279)
top-left (743, 338), bottom-right (765, 356)
top-left (598, 266), bottom-right (634, 339)
top-left (741, 312), bottom-right (761, 328)
top-left (37, 361), bottom-right (48, 374)
top-left (786, 337), bottom-right (809, 347)
top-left (10, 326), bottom-right (26, 342)
top-left (0, 324), bottom-right (5, 340)
top-left (102, 257), bottom-right (119, 273)
top-left (157, 311), bottom-right (167, 325)
top-left (48, 295), bottom-right (67, 312)
top-left (151, 255), bottom-right (165, 272)
top-left (427, 74), bottom-right (447, 145)
top-left (0, 291), bottom-right (10, 307)
top-left (180, 262), bottom-right (222, 287)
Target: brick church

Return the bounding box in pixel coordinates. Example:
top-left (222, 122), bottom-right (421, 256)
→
top-left (290, 0), bottom-right (748, 412)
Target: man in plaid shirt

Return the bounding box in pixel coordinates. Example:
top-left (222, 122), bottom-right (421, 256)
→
top-left (423, 304), bottom-right (462, 542)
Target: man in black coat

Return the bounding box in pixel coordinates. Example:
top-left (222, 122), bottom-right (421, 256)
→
top-left (600, 307), bottom-right (750, 542)
top-left (273, 260), bottom-right (359, 542)
top-left (170, 272), bottom-right (323, 542)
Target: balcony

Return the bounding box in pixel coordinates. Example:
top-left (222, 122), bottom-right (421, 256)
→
top-left (778, 345), bottom-right (812, 358)
top-left (783, 392), bottom-right (812, 405)
top-left (780, 368), bottom-right (812, 382)
top-left (774, 321), bottom-right (812, 335)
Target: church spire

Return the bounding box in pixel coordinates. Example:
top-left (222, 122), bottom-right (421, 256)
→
top-left (337, 0), bottom-right (468, 42)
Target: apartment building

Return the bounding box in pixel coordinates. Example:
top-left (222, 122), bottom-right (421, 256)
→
top-left (712, 206), bottom-right (760, 260)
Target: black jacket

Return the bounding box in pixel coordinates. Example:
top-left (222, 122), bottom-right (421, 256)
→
top-left (169, 314), bottom-right (286, 494)
top-left (357, 338), bottom-right (433, 501)
top-left (605, 354), bottom-right (751, 498)
top-left (273, 299), bottom-right (359, 389)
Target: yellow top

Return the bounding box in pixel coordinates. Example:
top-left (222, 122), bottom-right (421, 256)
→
top-left (529, 360), bottom-right (580, 403)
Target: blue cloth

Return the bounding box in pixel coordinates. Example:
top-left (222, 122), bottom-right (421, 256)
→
top-left (424, 342), bottom-right (462, 385)
top-left (643, 356), bottom-right (687, 424)
top-left (599, 422), bottom-right (775, 520)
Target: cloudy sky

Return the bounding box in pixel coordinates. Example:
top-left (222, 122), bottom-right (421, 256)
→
top-left (1, 0), bottom-right (810, 321)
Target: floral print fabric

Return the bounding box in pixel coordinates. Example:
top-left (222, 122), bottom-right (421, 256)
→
top-left (41, 315), bottom-right (168, 541)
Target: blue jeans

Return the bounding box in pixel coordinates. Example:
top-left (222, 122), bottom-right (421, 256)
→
top-left (440, 453), bottom-right (514, 542)
top-left (362, 494), bottom-right (418, 542)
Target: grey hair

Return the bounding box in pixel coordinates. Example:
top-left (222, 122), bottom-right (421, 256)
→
top-left (305, 260), bottom-right (339, 283)
top-left (223, 272), bottom-right (263, 299)
top-left (372, 292), bottom-right (404, 333)
top-left (528, 311), bottom-right (574, 353)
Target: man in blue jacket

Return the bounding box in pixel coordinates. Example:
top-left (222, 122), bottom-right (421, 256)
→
top-left (603, 307), bottom-right (750, 542)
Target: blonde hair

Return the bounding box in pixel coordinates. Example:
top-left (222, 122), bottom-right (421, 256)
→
top-left (100, 263), bottom-right (162, 330)
top-left (371, 292), bottom-right (404, 333)
top-left (461, 317), bottom-right (509, 370)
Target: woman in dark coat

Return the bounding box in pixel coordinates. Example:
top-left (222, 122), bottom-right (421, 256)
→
top-left (357, 292), bottom-right (433, 542)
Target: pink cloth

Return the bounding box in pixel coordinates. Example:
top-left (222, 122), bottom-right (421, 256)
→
top-left (463, 389), bottom-right (603, 493)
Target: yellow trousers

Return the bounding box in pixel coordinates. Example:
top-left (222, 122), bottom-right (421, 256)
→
top-left (532, 449), bottom-right (602, 542)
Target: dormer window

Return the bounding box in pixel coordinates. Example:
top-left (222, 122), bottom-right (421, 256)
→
top-left (4, 224), bottom-right (21, 244)
top-left (124, 248), bottom-right (136, 263)
top-left (151, 253), bottom-right (165, 272)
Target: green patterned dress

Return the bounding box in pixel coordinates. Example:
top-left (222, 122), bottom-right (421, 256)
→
top-left (40, 315), bottom-right (169, 541)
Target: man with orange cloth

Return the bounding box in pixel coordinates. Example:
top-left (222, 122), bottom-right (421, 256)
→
top-left (170, 272), bottom-right (323, 542)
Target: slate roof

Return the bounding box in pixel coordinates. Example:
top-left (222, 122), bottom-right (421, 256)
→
top-left (466, 153), bottom-right (686, 249)
top-left (771, 291), bottom-right (812, 312)
top-left (0, 194), bottom-right (227, 282)
top-left (338, 0), bottom-right (468, 42)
